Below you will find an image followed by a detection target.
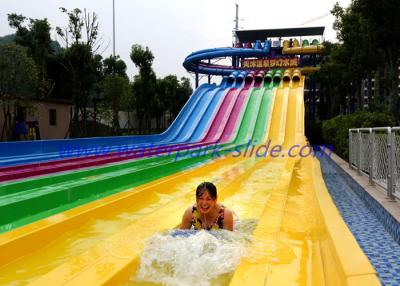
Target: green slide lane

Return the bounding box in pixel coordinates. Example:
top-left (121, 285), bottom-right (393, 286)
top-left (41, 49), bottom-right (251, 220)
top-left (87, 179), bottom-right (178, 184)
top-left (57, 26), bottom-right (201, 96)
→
top-left (251, 82), bottom-right (278, 142)
top-left (0, 154), bottom-right (215, 232)
top-left (235, 87), bottom-right (264, 144)
top-left (234, 83), bottom-right (275, 145)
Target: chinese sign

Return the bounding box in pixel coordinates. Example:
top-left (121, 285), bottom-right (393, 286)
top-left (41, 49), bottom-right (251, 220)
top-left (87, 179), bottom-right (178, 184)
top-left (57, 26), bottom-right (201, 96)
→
top-left (241, 57), bottom-right (299, 69)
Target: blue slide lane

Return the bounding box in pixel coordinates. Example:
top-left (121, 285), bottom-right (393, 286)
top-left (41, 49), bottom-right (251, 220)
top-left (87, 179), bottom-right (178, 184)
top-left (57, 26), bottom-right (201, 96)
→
top-left (185, 88), bottom-right (228, 143)
top-left (0, 82), bottom-right (230, 166)
top-left (0, 84), bottom-right (208, 155)
top-left (164, 85), bottom-right (225, 143)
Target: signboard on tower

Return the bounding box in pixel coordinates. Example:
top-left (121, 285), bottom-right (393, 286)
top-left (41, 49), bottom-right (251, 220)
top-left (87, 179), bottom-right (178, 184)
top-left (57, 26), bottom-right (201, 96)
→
top-left (241, 57), bottom-right (299, 69)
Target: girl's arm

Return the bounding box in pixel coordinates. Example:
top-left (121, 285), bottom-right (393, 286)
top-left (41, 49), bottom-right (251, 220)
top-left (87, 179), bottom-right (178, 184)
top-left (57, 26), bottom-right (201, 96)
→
top-left (223, 208), bottom-right (234, 231)
top-left (180, 207), bottom-right (193, 229)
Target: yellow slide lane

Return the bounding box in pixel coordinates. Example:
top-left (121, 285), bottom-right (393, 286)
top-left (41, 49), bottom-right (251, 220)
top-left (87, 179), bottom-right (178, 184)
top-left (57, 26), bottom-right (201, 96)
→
top-left (0, 156), bottom-right (258, 284)
top-left (25, 156), bottom-right (287, 286)
top-left (229, 76), bottom-right (379, 286)
top-left (230, 76), bottom-right (305, 285)
top-left (267, 81), bottom-right (289, 145)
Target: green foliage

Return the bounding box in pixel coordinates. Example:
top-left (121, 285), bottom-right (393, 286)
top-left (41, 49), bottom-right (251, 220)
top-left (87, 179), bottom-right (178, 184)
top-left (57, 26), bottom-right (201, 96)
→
top-left (1, 8), bottom-right (193, 138)
top-left (0, 43), bottom-right (38, 101)
top-left (174, 77), bottom-right (192, 118)
top-left (317, 0), bottom-right (400, 120)
top-left (313, 42), bottom-right (348, 118)
top-left (0, 43), bottom-right (38, 140)
top-left (7, 14), bottom-right (53, 99)
top-left (56, 7), bottom-right (100, 48)
top-left (0, 34), bottom-right (16, 46)
top-left (157, 75), bottom-right (179, 120)
top-left (154, 75), bottom-right (192, 130)
top-left (100, 75), bottom-right (131, 134)
top-left (322, 111), bottom-right (395, 159)
top-left (130, 44), bottom-right (157, 134)
top-left (305, 120), bottom-right (324, 145)
top-left (0, 33), bottom-right (61, 53)
top-left (102, 55), bottom-right (127, 78)
top-left (353, 0), bottom-right (400, 116)
top-left (129, 44), bottom-right (193, 134)
top-left (84, 120), bottom-right (114, 137)
top-left (62, 44), bottom-right (102, 136)
top-left (130, 44), bottom-right (154, 69)
top-left (53, 8), bottom-right (102, 137)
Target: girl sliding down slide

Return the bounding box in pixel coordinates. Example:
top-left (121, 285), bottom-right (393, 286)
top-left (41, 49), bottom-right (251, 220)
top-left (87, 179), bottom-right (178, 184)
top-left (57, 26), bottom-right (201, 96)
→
top-left (180, 182), bottom-right (234, 231)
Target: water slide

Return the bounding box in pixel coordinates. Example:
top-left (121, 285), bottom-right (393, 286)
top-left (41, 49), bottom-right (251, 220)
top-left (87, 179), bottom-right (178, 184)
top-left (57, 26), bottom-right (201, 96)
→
top-left (0, 74), bottom-right (246, 181)
top-left (0, 72), bottom-right (261, 184)
top-left (0, 47), bottom-right (275, 183)
top-left (0, 73), bottom-right (276, 284)
top-left (0, 83), bottom-right (209, 165)
top-left (0, 73), bottom-right (379, 285)
top-left (0, 72), bottom-right (263, 232)
top-left (0, 79), bottom-right (229, 167)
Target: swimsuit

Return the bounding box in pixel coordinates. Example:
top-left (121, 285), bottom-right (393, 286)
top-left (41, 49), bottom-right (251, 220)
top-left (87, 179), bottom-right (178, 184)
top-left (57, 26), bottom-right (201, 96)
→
top-left (191, 205), bottom-right (225, 230)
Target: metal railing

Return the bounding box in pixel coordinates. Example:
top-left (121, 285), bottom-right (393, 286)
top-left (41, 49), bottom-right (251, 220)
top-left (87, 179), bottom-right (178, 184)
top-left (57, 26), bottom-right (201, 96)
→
top-left (349, 127), bottom-right (400, 200)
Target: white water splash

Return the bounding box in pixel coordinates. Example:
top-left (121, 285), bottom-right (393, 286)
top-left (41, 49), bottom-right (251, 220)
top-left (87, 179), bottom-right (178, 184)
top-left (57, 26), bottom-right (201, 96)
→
top-left (134, 229), bottom-right (251, 286)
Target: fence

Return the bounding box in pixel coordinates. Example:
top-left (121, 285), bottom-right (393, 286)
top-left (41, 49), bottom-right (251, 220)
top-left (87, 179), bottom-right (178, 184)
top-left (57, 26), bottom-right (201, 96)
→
top-left (349, 127), bottom-right (400, 200)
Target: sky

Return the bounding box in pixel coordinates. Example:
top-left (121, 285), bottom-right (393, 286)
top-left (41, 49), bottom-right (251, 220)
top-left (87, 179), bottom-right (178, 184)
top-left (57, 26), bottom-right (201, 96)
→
top-left (0, 0), bottom-right (351, 85)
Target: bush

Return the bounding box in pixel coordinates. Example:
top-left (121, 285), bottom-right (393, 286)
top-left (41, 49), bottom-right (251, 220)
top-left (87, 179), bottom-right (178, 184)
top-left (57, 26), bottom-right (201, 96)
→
top-left (70, 120), bottom-right (114, 138)
top-left (322, 111), bottom-right (396, 159)
top-left (305, 120), bottom-right (324, 145)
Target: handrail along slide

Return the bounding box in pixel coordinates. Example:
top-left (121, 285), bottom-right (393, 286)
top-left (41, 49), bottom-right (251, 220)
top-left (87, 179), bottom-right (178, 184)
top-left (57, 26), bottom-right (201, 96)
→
top-left (349, 127), bottom-right (400, 199)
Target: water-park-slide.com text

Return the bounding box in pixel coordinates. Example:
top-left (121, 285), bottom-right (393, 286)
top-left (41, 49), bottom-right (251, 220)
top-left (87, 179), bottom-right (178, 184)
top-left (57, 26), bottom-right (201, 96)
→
top-left (59, 140), bottom-right (333, 162)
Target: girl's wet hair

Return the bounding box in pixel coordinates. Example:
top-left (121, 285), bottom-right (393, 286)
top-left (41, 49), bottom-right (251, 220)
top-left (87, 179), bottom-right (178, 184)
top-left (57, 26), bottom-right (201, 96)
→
top-left (196, 182), bottom-right (217, 199)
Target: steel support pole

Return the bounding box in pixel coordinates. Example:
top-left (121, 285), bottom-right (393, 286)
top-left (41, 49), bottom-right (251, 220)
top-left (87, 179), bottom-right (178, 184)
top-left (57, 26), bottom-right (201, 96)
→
top-left (349, 130), bottom-right (352, 169)
top-left (388, 129), bottom-right (395, 200)
top-left (208, 59), bottom-right (211, 84)
top-left (357, 130), bottom-right (361, 175)
top-left (113, 0), bottom-right (116, 57)
top-left (388, 128), bottom-right (396, 200)
top-left (369, 128), bottom-right (374, 185)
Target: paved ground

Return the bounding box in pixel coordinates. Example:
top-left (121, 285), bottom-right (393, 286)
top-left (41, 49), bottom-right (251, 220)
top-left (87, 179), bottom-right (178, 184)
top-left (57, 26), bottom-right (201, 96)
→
top-left (319, 155), bottom-right (400, 286)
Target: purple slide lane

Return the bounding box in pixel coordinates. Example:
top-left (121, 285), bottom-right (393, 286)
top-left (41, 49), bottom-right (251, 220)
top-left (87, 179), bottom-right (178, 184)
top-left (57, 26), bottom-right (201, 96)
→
top-left (220, 86), bottom-right (253, 143)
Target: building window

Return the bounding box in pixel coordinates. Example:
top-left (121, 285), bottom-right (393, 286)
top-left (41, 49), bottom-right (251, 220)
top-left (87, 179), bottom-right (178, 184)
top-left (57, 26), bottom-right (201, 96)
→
top-left (49, 109), bottom-right (57, 126)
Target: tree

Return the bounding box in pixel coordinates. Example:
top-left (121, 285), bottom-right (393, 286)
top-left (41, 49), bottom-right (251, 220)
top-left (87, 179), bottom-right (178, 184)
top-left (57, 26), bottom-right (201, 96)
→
top-left (130, 44), bottom-right (154, 69)
top-left (154, 75), bottom-right (192, 130)
top-left (8, 14), bottom-right (53, 99)
top-left (100, 75), bottom-right (130, 135)
top-left (130, 44), bottom-right (157, 134)
top-left (315, 42), bottom-right (351, 117)
top-left (0, 43), bottom-right (38, 140)
top-left (58, 44), bottom-right (102, 137)
top-left (56, 8), bottom-right (101, 52)
top-left (0, 34), bottom-right (16, 46)
top-left (103, 55), bottom-right (127, 78)
top-left (351, 0), bottom-right (400, 118)
top-left (55, 7), bottom-right (103, 137)
top-left (157, 75), bottom-right (179, 129)
top-left (331, 3), bottom-right (379, 111)
top-left (327, 0), bottom-right (400, 119)
top-left (175, 77), bottom-right (192, 118)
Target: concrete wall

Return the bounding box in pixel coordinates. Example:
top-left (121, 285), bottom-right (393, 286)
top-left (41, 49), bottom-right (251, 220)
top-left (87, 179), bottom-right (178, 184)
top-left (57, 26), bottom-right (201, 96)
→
top-left (29, 101), bottom-right (71, 140)
top-left (0, 101), bottom-right (71, 141)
